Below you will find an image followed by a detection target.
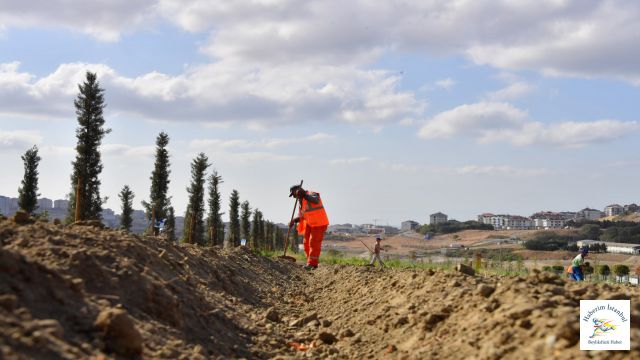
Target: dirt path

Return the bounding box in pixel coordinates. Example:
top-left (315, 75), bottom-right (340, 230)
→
top-left (1, 220), bottom-right (639, 359)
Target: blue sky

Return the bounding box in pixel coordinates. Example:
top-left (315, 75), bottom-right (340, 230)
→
top-left (1, 0), bottom-right (639, 226)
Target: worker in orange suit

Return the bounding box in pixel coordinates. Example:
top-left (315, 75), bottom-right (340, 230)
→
top-left (288, 184), bottom-right (329, 270)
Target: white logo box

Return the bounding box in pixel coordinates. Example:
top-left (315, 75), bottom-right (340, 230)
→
top-left (580, 300), bottom-right (630, 351)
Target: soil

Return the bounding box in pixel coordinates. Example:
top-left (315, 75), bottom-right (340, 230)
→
top-left (1, 220), bottom-right (639, 359)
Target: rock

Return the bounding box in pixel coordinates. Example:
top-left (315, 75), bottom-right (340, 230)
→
top-left (477, 284), bottom-right (495, 298)
top-left (340, 329), bottom-right (355, 338)
top-left (265, 307), bottom-right (281, 322)
top-left (385, 345), bottom-right (397, 354)
top-left (318, 332), bottom-right (337, 345)
top-left (394, 316), bottom-right (409, 328)
top-left (0, 294), bottom-right (17, 311)
top-left (507, 305), bottom-right (535, 320)
top-left (93, 308), bottom-right (143, 357)
top-left (35, 319), bottom-right (64, 338)
top-left (290, 312), bottom-right (318, 327)
top-left (307, 320), bottom-right (320, 328)
top-left (71, 220), bottom-right (105, 229)
top-left (12, 210), bottom-right (33, 225)
top-left (456, 264), bottom-right (475, 276)
top-left (321, 319), bottom-right (332, 327)
top-left (52, 218), bottom-right (62, 225)
top-left (423, 313), bottom-right (448, 331)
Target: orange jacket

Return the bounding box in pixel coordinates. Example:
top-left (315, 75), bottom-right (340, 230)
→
top-left (297, 191), bottom-right (329, 233)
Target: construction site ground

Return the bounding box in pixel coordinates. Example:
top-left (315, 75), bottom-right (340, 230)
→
top-left (324, 230), bottom-right (640, 267)
top-left (1, 221), bottom-right (639, 359)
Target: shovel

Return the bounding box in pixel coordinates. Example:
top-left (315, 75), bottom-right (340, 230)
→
top-left (279, 180), bottom-right (303, 262)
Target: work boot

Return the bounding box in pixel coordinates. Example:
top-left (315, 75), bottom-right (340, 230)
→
top-left (303, 264), bottom-right (318, 271)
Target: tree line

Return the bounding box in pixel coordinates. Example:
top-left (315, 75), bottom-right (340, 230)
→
top-left (12, 71), bottom-right (289, 252)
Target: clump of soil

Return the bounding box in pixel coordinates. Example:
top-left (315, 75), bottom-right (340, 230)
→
top-left (1, 222), bottom-right (639, 359)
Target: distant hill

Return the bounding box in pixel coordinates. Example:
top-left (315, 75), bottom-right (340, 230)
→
top-left (599, 213), bottom-right (640, 223)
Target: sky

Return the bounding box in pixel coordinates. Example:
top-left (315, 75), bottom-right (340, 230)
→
top-left (1, 0), bottom-right (639, 226)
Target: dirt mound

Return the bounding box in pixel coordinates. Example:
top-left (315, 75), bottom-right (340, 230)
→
top-left (298, 267), bottom-right (640, 359)
top-left (0, 221), bottom-right (301, 359)
top-left (1, 221), bottom-right (639, 359)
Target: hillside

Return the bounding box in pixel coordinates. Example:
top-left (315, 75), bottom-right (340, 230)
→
top-left (1, 220), bottom-right (639, 359)
top-left (599, 213), bottom-right (640, 223)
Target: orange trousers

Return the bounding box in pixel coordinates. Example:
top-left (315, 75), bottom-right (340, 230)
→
top-left (303, 225), bottom-right (328, 266)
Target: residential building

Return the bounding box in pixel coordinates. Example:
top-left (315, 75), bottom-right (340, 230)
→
top-left (328, 224), bottom-right (355, 235)
top-left (575, 208), bottom-right (604, 221)
top-left (401, 220), bottom-right (419, 231)
top-left (381, 225), bottom-right (400, 235)
top-left (530, 212), bottom-right (567, 229)
top-left (576, 240), bottom-right (640, 255)
top-left (477, 213), bottom-right (493, 225)
top-left (624, 203), bottom-right (639, 213)
top-left (54, 199), bottom-right (69, 209)
top-left (604, 204), bottom-right (623, 217)
top-left (429, 212), bottom-right (448, 225)
top-left (37, 198), bottom-right (53, 210)
top-left (0, 196), bottom-right (10, 215)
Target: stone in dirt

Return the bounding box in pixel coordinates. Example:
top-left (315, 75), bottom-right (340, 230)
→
top-left (265, 307), bottom-right (281, 322)
top-left (455, 264), bottom-right (475, 276)
top-left (340, 329), bottom-right (355, 338)
top-left (318, 332), bottom-right (337, 345)
top-left (93, 308), bottom-right (143, 357)
top-left (477, 284), bottom-right (495, 298)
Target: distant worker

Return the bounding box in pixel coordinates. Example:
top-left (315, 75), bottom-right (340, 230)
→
top-left (289, 184), bottom-right (329, 270)
top-left (368, 236), bottom-right (385, 268)
top-left (570, 247), bottom-right (589, 281)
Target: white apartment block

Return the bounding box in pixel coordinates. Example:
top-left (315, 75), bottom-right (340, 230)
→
top-left (604, 204), bottom-right (623, 217)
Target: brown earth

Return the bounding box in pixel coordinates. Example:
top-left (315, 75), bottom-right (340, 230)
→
top-left (1, 220), bottom-right (639, 359)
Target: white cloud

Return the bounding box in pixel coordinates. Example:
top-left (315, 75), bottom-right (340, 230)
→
top-left (435, 78), bottom-right (456, 90)
top-left (215, 151), bottom-right (297, 163)
top-left (0, 62), bottom-right (422, 127)
top-left (418, 102), bottom-right (527, 140)
top-left (0, 0), bottom-right (157, 41)
top-left (380, 162), bottom-right (421, 173)
top-left (189, 132), bottom-right (333, 151)
top-left (102, 144), bottom-right (156, 158)
top-left (0, 129), bottom-right (42, 150)
top-left (329, 157), bottom-right (370, 165)
top-left (485, 82), bottom-right (535, 101)
top-left (2, 1), bottom-right (639, 85)
top-left (419, 101), bottom-right (640, 147)
top-left (438, 165), bottom-right (548, 177)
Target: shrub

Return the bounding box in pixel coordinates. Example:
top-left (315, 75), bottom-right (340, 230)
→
top-left (612, 264), bottom-right (630, 279)
top-left (597, 264), bottom-right (611, 279)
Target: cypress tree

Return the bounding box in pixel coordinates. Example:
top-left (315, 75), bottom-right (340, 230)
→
top-left (142, 132), bottom-right (171, 233)
top-left (251, 209), bottom-right (261, 250)
top-left (118, 185), bottom-right (134, 231)
top-left (206, 171), bottom-right (224, 246)
top-left (166, 206), bottom-right (176, 242)
top-left (240, 201), bottom-right (251, 246)
top-left (17, 145), bottom-right (41, 215)
top-left (67, 71), bottom-right (110, 222)
top-left (182, 153), bottom-right (209, 245)
top-left (228, 190), bottom-right (241, 247)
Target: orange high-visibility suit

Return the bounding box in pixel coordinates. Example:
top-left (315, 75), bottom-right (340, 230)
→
top-left (296, 191), bottom-right (329, 266)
